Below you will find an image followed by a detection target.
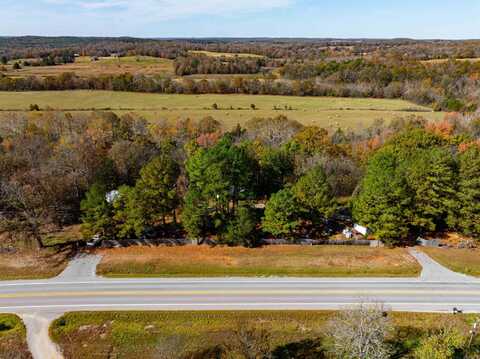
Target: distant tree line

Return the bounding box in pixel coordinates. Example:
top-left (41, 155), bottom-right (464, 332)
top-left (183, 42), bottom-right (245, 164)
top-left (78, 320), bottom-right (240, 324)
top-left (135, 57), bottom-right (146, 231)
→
top-left (2, 36), bottom-right (480, 63)
top-left (174, 55), bottom-right (267, 76)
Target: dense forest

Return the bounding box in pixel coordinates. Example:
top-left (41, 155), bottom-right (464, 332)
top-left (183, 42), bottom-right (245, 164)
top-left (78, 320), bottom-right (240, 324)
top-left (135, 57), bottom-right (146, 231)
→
top-left (1, 111), bottom-right (480, 248)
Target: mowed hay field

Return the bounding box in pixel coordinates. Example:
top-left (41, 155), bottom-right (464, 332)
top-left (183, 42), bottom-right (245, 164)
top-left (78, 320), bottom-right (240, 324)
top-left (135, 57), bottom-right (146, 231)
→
top-left (97, 245), bottom-right (421, 278)
top-left (51, 311), bottom-right (477, 359)
top-left (421, 248), bottom-right (480, 277)
top-left (0, 91), bottom-right (444, 130)
top-left (5, 56), bottom-right (174, 78)
top-left (0, 314), bottom-right (31, 359)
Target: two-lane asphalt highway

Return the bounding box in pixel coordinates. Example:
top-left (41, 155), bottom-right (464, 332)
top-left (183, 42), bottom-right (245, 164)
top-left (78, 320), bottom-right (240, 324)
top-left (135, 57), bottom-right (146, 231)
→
top-left (4, 252), bottom-right (478, 359)
top-left (2, 278), bottom-right (480, 313)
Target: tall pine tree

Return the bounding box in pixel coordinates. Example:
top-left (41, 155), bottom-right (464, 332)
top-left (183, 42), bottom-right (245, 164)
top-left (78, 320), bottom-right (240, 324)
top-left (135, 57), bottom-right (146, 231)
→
top-left (457, 146), bottom-right (480, 238)
top-left (352, 147), bottom-right (411, 243)
top-left (293, 165), bottom-right (337, 223)
top-left (402, 148), bottom-right (457, 233)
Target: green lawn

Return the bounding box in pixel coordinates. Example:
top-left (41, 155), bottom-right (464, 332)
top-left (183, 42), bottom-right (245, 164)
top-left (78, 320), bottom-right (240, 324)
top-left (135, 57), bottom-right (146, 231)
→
top-left (97, 245), bottom-right (421, 278)
top-left (50, 311), bottom-right (478, 359)
top-left (0, 314), bottom-right (31, 359)
top-left (0, 91), bottom-right (445, 130)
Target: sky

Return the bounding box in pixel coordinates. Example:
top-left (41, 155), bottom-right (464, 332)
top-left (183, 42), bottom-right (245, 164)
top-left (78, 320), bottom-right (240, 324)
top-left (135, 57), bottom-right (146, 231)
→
top-left (1, 0), bottom-right (480, 39)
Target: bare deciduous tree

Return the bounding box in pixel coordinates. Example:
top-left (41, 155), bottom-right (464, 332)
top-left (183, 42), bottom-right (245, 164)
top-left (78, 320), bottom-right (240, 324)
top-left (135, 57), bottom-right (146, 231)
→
top-left (0, 179), bottom-right (47, 249)
top-left (326, 303), bottom-right (392, 359)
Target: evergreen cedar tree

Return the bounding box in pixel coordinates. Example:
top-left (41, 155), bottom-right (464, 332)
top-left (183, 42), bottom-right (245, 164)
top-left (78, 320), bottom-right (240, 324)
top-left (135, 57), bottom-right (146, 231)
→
top-left (293, 165), bottom-right (337, 223)
top-left (262, 188), bottom-right (301, 239)
top-left (80, 183), bottom-right (116, 239)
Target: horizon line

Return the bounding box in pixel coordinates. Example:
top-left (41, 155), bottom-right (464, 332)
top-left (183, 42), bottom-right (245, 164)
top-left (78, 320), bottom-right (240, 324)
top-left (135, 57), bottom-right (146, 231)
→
top-left (1, 35), bottom-right (480, 42)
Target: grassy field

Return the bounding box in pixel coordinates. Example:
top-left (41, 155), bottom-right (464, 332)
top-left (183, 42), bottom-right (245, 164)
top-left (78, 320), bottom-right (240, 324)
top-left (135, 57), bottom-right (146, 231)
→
top-left (0, 250), bottom-right (67, 280)
top-left (0, 314), bottom-right (31, 359)
top-left (97, 245), bottom-right (421, 278)
top-left (421, 57), bottom-right (480, 64)
top-left (5, 56), bottom-right (174, 78)
top-left (421, 247), bottom-right (480, 277)
top-left (189, 50), bottom-right (265, 58)
top-left (0, 91), bottom-right (445, 130)
top-left (50, 311), bottom-right (477, 359)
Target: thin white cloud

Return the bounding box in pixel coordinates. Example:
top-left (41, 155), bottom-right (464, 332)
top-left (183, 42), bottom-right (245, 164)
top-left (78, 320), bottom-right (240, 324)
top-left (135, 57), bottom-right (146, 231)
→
top-left (78, 1), bottom-right (126, 10)
top-left (43, 0), bottom-right (293, 19)
top-left (2, 0), bottom-right (294, 37)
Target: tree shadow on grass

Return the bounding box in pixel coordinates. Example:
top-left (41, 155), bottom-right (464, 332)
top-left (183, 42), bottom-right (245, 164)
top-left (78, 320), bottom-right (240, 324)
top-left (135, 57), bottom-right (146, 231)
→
top-left (388, 326), bottom-right (423, 359)
top-left (272, 338), bottom-right (327, 359)
top-left (183, 345), bottom-right (228, 359)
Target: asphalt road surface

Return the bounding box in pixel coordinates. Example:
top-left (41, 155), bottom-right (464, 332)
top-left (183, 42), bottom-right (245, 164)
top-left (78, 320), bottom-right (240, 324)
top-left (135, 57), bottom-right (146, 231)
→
top-left (2, 277), bottom-right (480, 314)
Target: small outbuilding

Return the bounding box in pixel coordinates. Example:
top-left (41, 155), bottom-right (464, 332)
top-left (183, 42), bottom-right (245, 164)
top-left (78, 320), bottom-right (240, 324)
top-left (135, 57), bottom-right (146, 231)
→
top-left (353, 224), bottom-right (369, 237)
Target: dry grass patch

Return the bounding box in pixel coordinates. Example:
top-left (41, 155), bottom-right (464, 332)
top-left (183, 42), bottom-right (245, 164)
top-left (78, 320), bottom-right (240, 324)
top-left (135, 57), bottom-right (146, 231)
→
top-left (97, 245), bottom-right (420, 278)
top-left (51, 311), bottom-right (477, 359)
top-left (0, 250), bottom-right (67, 280)
top-left (5, 56), bottom-right (174, 78)
top-left (421, 247), bottom-right (480, 277)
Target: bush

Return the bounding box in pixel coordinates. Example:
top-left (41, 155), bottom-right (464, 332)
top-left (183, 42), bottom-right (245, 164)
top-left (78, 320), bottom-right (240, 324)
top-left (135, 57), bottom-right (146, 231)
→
top-left (442, 97), bottom-right (465, 112)
top-left (413, 325), bottom-right (466, 359)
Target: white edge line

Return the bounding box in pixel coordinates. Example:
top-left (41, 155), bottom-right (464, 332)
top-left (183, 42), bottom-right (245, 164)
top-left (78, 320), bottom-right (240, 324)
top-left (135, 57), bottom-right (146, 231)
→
top-left (1, 279), bottom-right (479, 287)
top-left (3, 302), bottom-right (480, 312)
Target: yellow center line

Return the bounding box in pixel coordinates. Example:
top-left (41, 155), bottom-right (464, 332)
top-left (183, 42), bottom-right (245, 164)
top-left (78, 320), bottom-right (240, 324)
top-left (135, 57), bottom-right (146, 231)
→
top-left (1, 289), bottom-right (480, 299)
